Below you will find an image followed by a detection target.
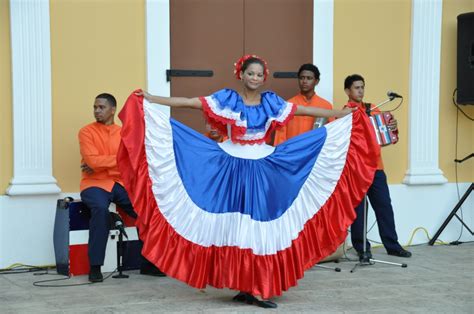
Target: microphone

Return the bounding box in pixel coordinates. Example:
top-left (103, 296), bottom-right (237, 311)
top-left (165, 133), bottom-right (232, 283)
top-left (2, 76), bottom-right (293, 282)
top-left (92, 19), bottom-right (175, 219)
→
top-left (313, 117), bottom-right (328, 129)
top-left (109, 212), bottom-right (128, 239)
top-left (387, 91), bottom-right (403, 99)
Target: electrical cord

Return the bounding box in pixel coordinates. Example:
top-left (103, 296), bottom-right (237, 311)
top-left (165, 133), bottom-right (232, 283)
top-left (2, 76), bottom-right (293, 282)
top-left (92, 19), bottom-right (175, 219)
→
top-left (0, 263), bottom-right (55, 275)
top-left (33, 268), bottom-right (118, 287)
top-left (453, 89), bottom-right (474, 121)
top-left (387, 97), bottom-right (403, 113)
top-left (454, 101), bottom-right (464, 243)
top-left (342, 225), bottom-right (449, 262)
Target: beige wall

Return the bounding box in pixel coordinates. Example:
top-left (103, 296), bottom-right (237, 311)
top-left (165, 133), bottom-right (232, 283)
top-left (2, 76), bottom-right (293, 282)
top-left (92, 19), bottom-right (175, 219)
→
top-left (335, 0), bottom-right (473, 183)
top-left (50, 0), bottom-right (146, 192)
top-left (1, 0), bottom-right (472, 195)
top-left (0, 0), bottom-right (12, 193)
top-left (439, 0), bottom-right (474, 182)
top-left (334, 0), bottom-right (412, 183)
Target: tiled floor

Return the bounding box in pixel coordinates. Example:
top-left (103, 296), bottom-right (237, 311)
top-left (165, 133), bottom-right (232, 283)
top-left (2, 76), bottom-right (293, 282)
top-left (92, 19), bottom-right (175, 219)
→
top-left (1, 243), bottom-right (473, 313)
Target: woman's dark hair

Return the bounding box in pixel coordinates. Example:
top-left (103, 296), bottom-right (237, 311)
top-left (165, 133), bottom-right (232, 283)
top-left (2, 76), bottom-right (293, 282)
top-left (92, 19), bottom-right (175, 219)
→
top-left (241, 57), bottom-right (265, 73)
top-left (297, 64), bottom-right (320, 80)
top-left (344, 74), bottom-right (365, 89)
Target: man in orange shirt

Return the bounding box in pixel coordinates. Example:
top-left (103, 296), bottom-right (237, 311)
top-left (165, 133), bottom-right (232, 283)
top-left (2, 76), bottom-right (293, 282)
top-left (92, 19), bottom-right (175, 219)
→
top-left (344, 75), bottom-right (411, 261)
top-left (204, 123), bottom-right (228, 142)
top-left (79, 93), bottom-right (164, 282)
top-left (273, 64), bottom-right (333, 145)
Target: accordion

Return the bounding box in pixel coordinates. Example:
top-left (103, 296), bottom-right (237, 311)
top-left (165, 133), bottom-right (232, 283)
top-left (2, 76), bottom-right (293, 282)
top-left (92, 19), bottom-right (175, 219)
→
top-left (369, 112), bottom-right (398, 146)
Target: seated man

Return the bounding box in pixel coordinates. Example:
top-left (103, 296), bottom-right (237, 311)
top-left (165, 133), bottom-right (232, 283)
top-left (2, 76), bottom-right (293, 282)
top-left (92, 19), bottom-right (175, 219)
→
top-left (343, 74), bottom-right (411, 260)
top-left (79, 93), bottom-right (164, 282)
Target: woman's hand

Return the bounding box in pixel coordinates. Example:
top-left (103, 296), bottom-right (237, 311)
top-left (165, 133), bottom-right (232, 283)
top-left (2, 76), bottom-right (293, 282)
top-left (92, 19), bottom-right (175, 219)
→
top-left (336, 107), bottom-right (357, 118)
top-left (135, 90), bottom-right (152, 102)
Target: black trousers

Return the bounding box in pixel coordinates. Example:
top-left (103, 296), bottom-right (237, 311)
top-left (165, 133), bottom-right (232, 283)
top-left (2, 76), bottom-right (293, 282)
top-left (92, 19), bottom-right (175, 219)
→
top-left (80, 183), bottom-right (137, 266)
top-left (351, 170), bottom-right (402, 253)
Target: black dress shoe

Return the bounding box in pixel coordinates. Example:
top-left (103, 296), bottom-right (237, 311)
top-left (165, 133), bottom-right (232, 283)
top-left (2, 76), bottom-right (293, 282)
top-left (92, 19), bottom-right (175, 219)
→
top-left (140, 267), bottom-right (166, 276)
top-left (140, 262), bottom-right (166, 277)
top-left (88, 265), bottom-right (103, 283)
top-left (357, 250), bottom-right (372, 262)
top-left (387, 248), bottom-right (412, 258)
top-left (233, 292), bottom-right (277, 309)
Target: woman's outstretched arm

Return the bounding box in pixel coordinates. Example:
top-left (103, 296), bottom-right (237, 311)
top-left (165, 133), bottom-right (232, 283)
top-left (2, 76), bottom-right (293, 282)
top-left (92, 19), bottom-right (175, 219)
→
top-left (136, 90), bottom-right (202, 109)
top-left (295, 105), bottom-right (355, 119)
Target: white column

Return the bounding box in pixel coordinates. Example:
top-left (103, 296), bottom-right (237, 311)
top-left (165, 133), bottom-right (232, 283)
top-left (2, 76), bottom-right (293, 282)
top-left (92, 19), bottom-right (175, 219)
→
top-left (403, 0), bottom-right (447, 185)
top-left (313, 0), bottom-right (334, 104)
top-left (146, 0), bottom-right (171, 116)
top-left (6, 0), bottom-right (61, 195)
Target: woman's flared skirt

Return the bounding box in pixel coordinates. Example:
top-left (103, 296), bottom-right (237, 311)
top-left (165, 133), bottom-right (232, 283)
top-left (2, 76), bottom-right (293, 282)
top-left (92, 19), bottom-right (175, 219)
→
top-left (117, 93), bottom-right (379, 299)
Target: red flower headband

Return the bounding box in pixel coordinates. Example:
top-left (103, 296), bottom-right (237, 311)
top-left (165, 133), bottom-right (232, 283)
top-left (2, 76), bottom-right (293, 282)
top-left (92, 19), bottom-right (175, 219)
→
top-left (233, 54), bottom-right (270, 81)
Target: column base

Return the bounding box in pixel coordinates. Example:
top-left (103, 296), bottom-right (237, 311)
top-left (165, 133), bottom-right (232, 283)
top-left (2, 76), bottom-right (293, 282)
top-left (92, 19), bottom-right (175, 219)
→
top-left (403, 169), bottom-right (448, 185)
top-left (6, 176), bottom-right (61, 195)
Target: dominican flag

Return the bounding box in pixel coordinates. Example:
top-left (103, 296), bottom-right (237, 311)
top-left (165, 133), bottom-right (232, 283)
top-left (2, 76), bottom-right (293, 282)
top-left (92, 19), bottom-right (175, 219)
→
top-left (117, 91), bottom-right (379, 299)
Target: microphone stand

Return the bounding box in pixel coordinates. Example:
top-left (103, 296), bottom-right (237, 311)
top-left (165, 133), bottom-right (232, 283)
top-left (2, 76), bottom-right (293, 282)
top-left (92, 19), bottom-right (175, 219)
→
top-left (350, 97), bottom-right (408, 273)
top-left (111, 214), bottom-right (129, 279)
top-left (370, 97), bottom-right (395, 112)
top-left (112, 229), bottom-right (129, 279)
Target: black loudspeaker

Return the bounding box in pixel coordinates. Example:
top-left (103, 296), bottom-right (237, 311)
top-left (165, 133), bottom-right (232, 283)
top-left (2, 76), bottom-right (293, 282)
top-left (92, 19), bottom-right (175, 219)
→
top-left (457, 12), bottom-right (474, 105)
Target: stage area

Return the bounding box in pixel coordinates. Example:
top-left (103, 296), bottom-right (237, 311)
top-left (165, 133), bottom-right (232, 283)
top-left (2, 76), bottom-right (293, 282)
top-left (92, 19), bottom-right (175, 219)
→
top-left (1, 243), bottom-right (473, 313)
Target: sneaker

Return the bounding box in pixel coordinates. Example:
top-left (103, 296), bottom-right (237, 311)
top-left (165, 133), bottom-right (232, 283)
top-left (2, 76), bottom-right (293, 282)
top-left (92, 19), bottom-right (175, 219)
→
top-left (88, 265), bottom-right (103, 283)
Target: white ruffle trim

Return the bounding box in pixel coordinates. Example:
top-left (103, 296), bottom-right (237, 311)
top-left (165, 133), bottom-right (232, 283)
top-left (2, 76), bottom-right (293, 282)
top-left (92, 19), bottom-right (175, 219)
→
top-left (205, 96), bottom-right (295, 141)
top-left (205, 96), bottom-right (247, 127)
top-left (143, 101), bottom-right (352, 255)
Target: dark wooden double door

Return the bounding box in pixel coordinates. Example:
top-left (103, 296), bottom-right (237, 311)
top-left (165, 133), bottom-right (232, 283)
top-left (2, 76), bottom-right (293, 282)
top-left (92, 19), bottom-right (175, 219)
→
top-left (170, 0), bottom-right (313, 132)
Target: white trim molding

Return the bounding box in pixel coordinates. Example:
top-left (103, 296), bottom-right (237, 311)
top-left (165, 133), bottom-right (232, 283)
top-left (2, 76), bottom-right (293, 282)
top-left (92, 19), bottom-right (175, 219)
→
top-left (403, 0), bottom-right (447, 185)
top-left (7, 0), bottom-right (60, 195)
top-left (313, 0), bottom-right (334, 104)
top-left (146, 0), bottom-right (171, 116)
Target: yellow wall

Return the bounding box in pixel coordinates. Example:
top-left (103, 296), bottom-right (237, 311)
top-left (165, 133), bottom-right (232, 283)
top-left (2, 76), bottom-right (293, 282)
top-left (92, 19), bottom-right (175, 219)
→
top-left (50, 0), bottom-right (146, 192)
top-left (334, 0), bottom-right (412, 183)
top-left (439, 0), bottom-right (474, 182)
top-left (1, 0), bottom-right (472, 194)
top-left (0, 0), bottom-right (12, 193)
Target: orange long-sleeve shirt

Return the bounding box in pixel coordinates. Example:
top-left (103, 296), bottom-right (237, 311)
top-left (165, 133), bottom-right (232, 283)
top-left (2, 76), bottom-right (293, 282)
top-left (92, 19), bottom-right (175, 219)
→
top-left (204, 131), bottom-right (228, 143)
top-left (274, 93), bottom-right (333, 145)
top-left (78, 122), bottom-right (123, 192)
top-left (345, 101), bottom-right (384, 170)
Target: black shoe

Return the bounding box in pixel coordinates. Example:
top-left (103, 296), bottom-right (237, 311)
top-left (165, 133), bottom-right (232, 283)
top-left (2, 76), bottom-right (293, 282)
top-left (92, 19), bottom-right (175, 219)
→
top-left (233, 292), bottom-right (277, 309)
top-left (140, 261), bottom-right (166, 277)
top-left (357, 250), bottom-right (372, 262)
top-left (387, 248), bottom-right (412, 258)
top-left (88, 265), bottom-right (103, 283)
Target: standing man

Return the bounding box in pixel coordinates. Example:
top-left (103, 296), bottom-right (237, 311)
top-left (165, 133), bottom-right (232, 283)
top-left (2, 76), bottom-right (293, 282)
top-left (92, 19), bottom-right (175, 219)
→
top-left (274, 64), bottom-right (333, 145)
top-left (79, 93), bottom-right (164, 282)
top-left (344, 74), bottom-right (411, 260)
top-left (204, 123), bottom-right (227, 142)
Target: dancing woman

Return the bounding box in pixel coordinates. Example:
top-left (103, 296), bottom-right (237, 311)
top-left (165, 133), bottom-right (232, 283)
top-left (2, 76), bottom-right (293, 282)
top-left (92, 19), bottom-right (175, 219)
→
top-left (117, 55), bottom-right (380, 308)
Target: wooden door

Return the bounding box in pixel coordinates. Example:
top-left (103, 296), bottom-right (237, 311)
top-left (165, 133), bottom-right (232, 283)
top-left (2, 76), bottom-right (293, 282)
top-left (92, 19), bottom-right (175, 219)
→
top-left (171, 0), bottom-right (313, 132)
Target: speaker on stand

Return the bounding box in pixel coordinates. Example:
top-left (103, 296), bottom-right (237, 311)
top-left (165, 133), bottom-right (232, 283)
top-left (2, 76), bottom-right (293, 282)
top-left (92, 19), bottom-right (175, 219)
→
top-left (456, 12), bottom-right (474, 105)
